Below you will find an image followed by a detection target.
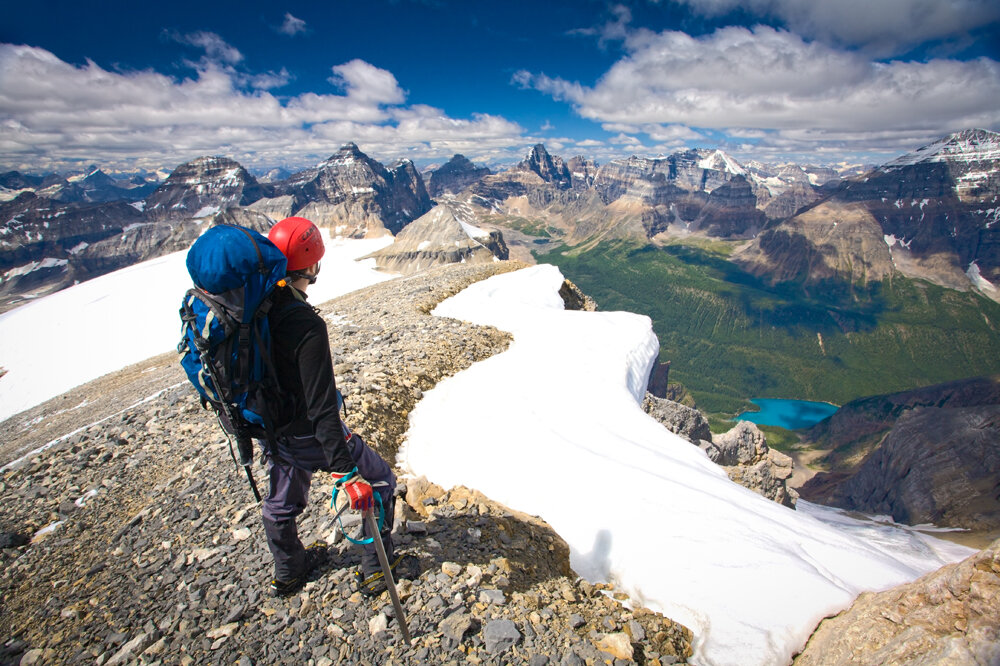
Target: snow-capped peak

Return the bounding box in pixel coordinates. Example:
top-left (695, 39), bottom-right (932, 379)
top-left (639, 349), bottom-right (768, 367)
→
top-left (883, 129), bottom-right (1000, 168)
top-left (698, 149), bottom-right (746, 176)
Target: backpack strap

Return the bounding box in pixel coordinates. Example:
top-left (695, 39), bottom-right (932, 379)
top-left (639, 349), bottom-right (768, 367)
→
top-left (268, 288), bottom-right (348, 420)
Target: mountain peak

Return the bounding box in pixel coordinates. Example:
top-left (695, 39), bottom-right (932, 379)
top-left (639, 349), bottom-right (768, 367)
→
top-left (520, 143), bottom-right (571, 188)
top-left (316, 143), bottom-right (371, 169)
top-left (883, 128), bottom-right (1000, 168)
top-left (529, 143), bottom-right (551, 159)
top-left (442, 154), bottom-right (475, 171)
top-left (697, 149), bottom-right (746, 176)
top-left (427, 155), bottom-right (491, 197)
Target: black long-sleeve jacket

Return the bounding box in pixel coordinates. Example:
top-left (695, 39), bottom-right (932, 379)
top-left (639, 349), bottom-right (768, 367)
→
top-left (268, 286), bottom-right (354, 472)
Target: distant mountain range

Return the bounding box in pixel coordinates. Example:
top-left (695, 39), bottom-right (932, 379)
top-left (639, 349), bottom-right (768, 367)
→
top-left (2, 129), bottom-right (998, 313)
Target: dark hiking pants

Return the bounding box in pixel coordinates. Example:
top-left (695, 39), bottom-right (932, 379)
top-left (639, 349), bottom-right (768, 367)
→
top-left (262, 428), bottom-right (396, 582)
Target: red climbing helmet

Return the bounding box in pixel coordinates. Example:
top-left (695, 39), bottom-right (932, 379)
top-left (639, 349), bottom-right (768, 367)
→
top-left (268, 216), bottom-right (325, 272)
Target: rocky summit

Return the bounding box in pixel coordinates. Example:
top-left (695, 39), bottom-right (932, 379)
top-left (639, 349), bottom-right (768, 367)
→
top-left (274, 143), bottom-right (432, 238)
top-left (363, 201), bottom-right (509, 276)
top-left (0, 262), bottom-right (692, 666)
top-left (426, 156), bottom-right (491, 198)
top-left (144, 157), bottom-right (265, 220)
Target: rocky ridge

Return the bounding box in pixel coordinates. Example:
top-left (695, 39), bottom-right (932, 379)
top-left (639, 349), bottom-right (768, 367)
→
top-left (800, 375), bottom-right (1000, 542)
top-left (737, 129), bottom-right (1000, 292)
top-left (0, 262), bottom-right (693, 666)
top-left (362, 201), bottom-right (509, 276)
top-left (803, 405), bottom-right (1000, 538)
top-left (0, 144), bottom-right (433, 312)
top-left (275, 144), bottom-right (432, 237)
top-left (0, 194), bottom-right (147, 310)
top-left (794, 538), bottom-right (1000, 665)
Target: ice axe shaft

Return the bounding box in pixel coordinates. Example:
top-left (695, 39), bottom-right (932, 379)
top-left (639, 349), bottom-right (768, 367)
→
top-left (363, 507), bottom-right (411, 645)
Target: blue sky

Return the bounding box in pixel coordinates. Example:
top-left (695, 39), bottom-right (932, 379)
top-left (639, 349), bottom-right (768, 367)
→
top-left (2, 0), bottom-right (999, 174)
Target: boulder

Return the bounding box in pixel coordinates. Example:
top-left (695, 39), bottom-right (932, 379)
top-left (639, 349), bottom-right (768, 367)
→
top-left (707, 421), bottom-right (798, 508)
top-left (642, 394), bottom-right (712, 445)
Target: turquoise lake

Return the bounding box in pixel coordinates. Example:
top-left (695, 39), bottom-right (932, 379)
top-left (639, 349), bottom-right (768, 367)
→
top-left (736, 398), bottom-right (839, 430)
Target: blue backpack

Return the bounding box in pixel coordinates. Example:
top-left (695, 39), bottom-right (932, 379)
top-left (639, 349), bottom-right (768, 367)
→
top-left (177, 224), bottom-right (288, 499)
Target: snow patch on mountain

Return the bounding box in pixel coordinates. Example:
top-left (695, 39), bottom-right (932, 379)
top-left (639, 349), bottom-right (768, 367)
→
top-left (193, 205), bottom-right (221, 218)
top-left (3, 258), bottom-right (68, 279)
top-left (967, 262), bottom-right (996, 292)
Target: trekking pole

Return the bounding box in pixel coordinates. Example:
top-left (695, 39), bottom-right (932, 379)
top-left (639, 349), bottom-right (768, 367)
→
top-left (363, 506), bottom-right (412, 645)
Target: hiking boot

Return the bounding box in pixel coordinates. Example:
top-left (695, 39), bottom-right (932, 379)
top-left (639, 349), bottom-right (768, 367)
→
top-left (354, 552), bottom-right (421, 598)
top-left (269, 540), bottom-right (329, 598)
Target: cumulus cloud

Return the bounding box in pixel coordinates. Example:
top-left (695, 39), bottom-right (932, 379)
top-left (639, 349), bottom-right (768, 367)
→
top-left (676, 0), bottom-right (1000, 56)
top-left (278, 13), bottom-right (308, 36)
top-left (0, 44), bottom-right (531, 172)
top-left (518, 25), bottom-right (1000, 158)
top-left (328, 59), bottom-right (407, 106)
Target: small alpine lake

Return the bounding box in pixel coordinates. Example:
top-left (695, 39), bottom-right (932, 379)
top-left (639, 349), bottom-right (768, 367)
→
top-left (735, 398), bottom-right (840, 430)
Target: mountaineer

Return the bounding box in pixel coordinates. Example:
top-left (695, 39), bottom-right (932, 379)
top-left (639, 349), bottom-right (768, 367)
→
top-left (263, 216), bottom-right (402, 597)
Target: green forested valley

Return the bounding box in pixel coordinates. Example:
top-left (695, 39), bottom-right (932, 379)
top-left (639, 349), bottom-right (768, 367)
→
top-left (541, 241), bottom-right (1000, 415)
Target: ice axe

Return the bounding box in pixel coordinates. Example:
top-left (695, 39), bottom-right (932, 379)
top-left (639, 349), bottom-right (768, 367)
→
top-left (363, 506), bottom-right (412, 645)
top-left (331, 478), bottom-right (411, 645)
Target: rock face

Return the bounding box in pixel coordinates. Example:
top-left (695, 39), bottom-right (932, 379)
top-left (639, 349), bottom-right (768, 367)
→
top-left (642, 394), bottom-right (712, 444)
top-left (640, 397), bottom-right (797, 507)
top-left (145, 156), bottom-right (265, 219)
top-left (0, 193), bottom-right (146, 311)
top-left (743, 162), bottom-right (827, 220)
top-left (706, 421), bottom-right (798, 508)
top-left (363, 202), bottom-right (509, 275)
top-left (805, 405), bottom-right (1000, 532)
top-left (693, 176), bottom-right (766, 237)
top-left (800, 375), bottom-right (1000, 533)
top-left (803, 375), bottom-right (1000, 469)
top-left (515, 144), bottom-right (572, 189)
top-left (794, 538), bottom-right (1000, 665)
top-left (733, 201), bottom-right (895, 287)
top-left (280, 143), bottom-right (432, 237)
top-left (426, 155), bottom-right (491, 197)
top-left (558, 278), bottom-right (598, 311)
top-left (737, 129), bottom-right (1000, 293)
top-left (0, 262), bottom-right (693, 666)
top-left (567, 156), bottom-right (598, 190)
top-left (589, 150), bottom-right (763, 239)
top-left (245, 194), bottom-right (296, 221)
